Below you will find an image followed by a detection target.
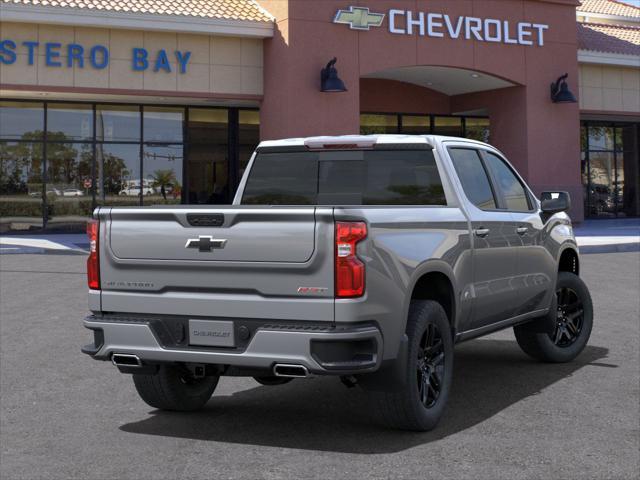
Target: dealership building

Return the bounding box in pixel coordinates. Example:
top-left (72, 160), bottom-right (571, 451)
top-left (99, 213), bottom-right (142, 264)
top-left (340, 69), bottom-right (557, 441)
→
top-left (0, 0), bottom-right (638, 231)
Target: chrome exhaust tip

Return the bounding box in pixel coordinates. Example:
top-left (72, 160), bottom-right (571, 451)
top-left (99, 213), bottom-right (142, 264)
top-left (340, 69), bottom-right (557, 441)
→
top-left (273, 364), bottom-right (309, 378)
top-left (112, 353), bottom-right (142, 368)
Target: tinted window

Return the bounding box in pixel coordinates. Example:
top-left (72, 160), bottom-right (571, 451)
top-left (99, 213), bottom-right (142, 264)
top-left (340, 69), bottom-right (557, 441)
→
top-left (449, 148), bottom-right (496, 210)
top-left (483, 152), bottom-right (530, 211)
top-left (241, 150), bottom-right (446, 205)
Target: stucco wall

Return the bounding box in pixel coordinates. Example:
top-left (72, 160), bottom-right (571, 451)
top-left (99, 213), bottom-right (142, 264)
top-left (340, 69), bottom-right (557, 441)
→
top-left (0, 22), bottom-right (263, 96)
top-left (579, 63), bottom-right (640, 113)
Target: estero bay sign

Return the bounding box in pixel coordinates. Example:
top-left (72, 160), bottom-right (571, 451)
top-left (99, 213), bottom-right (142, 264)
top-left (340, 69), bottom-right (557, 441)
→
top-left (334, 6), bottom-right (550, 46)
top-left (0, 41), bottom-right (192, 73)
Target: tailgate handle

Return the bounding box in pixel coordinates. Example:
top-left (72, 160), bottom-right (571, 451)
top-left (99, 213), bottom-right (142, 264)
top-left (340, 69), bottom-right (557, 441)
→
top-left (187, 213), bottom-right (224, 227)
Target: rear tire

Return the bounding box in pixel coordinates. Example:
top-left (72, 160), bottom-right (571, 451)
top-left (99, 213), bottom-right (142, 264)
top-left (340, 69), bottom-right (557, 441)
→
top-left (132, 364), bottom-right (219, 411)
top-left (514, 272), bottom-right (593, 363)
top-left (373, 300), bottom-right (453, 431)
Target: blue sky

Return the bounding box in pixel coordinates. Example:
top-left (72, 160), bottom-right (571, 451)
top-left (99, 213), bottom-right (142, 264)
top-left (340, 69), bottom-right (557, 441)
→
top-left (617, 0), bottom-right (640, 7)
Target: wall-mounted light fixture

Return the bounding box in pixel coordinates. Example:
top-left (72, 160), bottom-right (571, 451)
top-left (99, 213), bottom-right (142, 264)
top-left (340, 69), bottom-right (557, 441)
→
top-left (550, 73), bottom-right (577, 104)
top-left (320, 57), bottom-right (347, 92)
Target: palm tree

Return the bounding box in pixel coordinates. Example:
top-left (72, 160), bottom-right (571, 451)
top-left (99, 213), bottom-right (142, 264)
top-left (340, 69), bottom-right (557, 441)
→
top-left (151, 169), bottom-right (176, 201)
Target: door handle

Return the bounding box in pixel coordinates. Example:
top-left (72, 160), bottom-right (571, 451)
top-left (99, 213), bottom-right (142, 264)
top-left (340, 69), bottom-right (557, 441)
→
top-left (516, 226), bottom-right (528, 236)
top-left (474, 227), bottom-right (490, 238)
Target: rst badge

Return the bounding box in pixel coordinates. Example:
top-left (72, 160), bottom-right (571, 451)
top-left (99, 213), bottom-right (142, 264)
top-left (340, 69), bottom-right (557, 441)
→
top-left (297, 287), bottom-right (329, 295)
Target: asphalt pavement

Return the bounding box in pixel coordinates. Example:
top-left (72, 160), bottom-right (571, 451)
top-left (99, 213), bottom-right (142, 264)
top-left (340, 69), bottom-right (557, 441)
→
top-left (0, 252), bottom-right (638, 480)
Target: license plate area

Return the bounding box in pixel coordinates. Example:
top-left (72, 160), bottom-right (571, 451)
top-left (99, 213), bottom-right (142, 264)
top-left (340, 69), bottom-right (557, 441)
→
top-left (188, 319), bottom-right (235, 347)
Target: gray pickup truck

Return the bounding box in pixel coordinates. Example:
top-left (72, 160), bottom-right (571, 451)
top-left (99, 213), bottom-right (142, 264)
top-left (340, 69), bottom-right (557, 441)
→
top-left (82, 135), bottom-right (593, 431)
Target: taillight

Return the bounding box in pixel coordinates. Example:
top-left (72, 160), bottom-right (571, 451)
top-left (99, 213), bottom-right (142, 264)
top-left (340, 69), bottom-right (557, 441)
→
top-left (335, 221), bottom-right (367, 298)
top-left (87, 219), bottom-right (100, 290)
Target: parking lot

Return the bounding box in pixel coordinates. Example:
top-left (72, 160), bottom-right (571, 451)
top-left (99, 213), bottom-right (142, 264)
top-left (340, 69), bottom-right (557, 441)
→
top-left (1, 251), bottom-right (638, 480)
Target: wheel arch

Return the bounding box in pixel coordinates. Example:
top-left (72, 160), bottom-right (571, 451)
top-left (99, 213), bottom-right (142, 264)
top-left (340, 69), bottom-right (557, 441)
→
top-left (405, 261), bottom-right (458, 337)
top-left (558, 246), bottom-right (580, 275)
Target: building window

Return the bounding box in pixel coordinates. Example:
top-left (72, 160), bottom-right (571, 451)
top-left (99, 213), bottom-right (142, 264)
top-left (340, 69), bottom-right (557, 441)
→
top-left (361, 114), bottom-right (399, 134)
top-left (582, 122), bottom-right (639, 218)
top-left (0, 100), bottom-right (260, 232)
top-left (433, 116), bottom-right (463, 137)
top-left (361, 113), bottom-right (490, 141)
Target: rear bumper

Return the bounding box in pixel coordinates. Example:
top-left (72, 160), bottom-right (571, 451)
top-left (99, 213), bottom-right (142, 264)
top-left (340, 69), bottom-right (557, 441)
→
top-left (82, 315), bottom-right (383, 375)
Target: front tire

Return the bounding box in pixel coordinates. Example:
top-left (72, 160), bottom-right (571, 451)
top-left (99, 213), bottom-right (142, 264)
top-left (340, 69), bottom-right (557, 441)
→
top-left (373, 300), bottom-right (453, 431)
top-left (132, 364), bottom-right (219, 411)
top-left (514, 271), bottom-right (593, 363)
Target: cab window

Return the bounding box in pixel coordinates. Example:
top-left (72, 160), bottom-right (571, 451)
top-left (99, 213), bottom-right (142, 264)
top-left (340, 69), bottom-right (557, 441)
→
top-left (448, 148), bottom-right (497, 210)
top-left (483, 152), bottom-right (531, 211)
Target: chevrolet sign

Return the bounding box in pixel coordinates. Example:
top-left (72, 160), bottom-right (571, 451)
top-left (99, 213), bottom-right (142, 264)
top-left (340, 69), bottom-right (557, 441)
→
top-left (334, 6), bottom-right (549, 46)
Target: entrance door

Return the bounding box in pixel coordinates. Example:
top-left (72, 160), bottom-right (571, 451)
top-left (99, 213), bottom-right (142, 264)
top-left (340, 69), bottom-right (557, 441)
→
top-left (447, 147), bottom-right (520, 329)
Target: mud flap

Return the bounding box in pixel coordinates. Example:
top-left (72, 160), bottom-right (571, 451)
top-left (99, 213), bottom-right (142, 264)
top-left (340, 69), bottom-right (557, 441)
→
top-left (356, 334), bottom-right (408, 392)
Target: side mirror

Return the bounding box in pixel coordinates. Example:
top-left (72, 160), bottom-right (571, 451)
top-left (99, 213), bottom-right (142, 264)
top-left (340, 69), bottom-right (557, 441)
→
top-left (540, 191), bottom-right (571, 214)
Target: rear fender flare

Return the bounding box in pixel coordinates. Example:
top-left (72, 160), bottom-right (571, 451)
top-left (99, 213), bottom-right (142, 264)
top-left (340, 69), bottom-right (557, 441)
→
top-left (402, 260), bottom-right (459, 335)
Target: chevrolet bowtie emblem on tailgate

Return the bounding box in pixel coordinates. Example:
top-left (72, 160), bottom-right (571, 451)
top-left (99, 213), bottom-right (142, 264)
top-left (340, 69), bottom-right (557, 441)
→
top-left (334, 6), bottom-right (385, 30)
top-left (185, 236), bottom-right (227, 253)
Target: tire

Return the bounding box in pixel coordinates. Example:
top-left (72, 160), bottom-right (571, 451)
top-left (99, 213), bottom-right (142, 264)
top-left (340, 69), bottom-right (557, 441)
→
top-left (132, 364), bottom-right (219, 411)
top-left (373, 300), bottom-right (454, 431)
top-left (253, 376), bottom-right (293, 386)
top-left (514, 271), bottom-right (593, 363)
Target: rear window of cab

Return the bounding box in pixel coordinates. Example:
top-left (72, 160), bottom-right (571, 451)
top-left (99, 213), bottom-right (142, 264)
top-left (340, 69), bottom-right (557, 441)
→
top-left (241, 150), bottom-right (447, 206)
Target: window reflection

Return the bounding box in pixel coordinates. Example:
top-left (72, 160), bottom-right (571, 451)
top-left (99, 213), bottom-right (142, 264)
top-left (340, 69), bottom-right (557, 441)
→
top-left (96, 105), bottom-right (140, 142)
top-left (47, 143), bottom-right (94, 227)
top-left (465, 118), bottom-right (491, 143)
top-left (144, 107), bottom-right (184, 143)
top-left (0, 102), bottom-right (44, 140)
top-left (187, 108), bottom-right (229, 204)
top-left (143, 144), bottom-right (183, 205)
top-left (0, 101), bottom-right (264, 230)
top-left (239, 110), bottom-right (260, 174)
top-left (360, 114), bottom-right (398, 134)
top-left (47, 103), bottom-right (93, 141)
top-left (96, 143), bottom-right (141, 206)
top-left (582, 122), bottom-right (639, 218)
top-left (433, 116), bottom-right (463, 137)
top-left (401, 116), bottom-right (430, 135)
top-left (0, 141), bottom-right (44, 230)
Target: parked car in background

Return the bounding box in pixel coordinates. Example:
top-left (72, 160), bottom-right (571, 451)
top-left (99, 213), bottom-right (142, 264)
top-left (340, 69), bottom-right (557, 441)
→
top-left (30, 188), bottom-right (61, 197)
top-left (63, 188), bottom-right (85, 197)
top-left (82, 135), bottom-right (593, 432)
top-left (119, 185), bottom-right (154, 196)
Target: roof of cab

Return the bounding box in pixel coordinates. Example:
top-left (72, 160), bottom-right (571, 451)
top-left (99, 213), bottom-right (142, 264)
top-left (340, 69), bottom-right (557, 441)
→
top-left (257, 134), bottom-right (489, 150)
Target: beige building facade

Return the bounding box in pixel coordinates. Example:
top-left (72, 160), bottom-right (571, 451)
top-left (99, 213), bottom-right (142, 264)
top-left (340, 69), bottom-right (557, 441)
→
top-left (0, 0), bottom-right (638, 232)
top-left (0, 22), bottom-right (264, 97)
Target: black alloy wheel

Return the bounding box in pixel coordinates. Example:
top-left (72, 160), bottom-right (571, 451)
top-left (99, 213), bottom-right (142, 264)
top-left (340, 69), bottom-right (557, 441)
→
top-left (514, 271), bottom-right (593, 364)
top-left (552, 286), bottom-right (584, 347)
top-left (417, 323), bottom-right (445, 408)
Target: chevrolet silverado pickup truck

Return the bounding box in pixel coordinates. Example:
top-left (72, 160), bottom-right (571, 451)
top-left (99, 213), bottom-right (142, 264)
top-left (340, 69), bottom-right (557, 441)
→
top-left (82, 135), bottom-right (593, 431)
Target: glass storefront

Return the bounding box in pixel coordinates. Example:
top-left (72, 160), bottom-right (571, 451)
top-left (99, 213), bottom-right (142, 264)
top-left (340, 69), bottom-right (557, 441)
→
top-left (581, 121), bottom-right (639, 218)
top-left (360, 113), bottom-right (490, 142)
top-left (0, 100), bottom-right (260, 232)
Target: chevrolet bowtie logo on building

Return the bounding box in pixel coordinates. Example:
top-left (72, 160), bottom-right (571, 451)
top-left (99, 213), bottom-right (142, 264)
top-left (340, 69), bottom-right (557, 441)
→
top-left (334, 6), bottom-right (385, 31)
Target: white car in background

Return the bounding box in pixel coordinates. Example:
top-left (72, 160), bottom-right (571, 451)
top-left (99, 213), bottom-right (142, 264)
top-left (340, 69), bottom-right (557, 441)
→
top-left (30, 188), bottom-right (61, 197)
top-left (119, 186), bottom-right (154, 196)
top-left (63, 188), bottom-right (85, 197)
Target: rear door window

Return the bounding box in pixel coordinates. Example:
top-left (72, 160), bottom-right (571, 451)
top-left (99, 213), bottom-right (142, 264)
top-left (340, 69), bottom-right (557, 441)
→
top-left (241, 150), bottom-right (447, 205)
top-left (448, 148), bottom-right (497, 210)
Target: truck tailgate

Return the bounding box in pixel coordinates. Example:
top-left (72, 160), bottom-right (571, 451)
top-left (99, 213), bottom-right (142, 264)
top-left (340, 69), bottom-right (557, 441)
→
top-left (98, 206), bottom-right (335, 321)
top-left (109, 208), bottom-right (316, 262)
